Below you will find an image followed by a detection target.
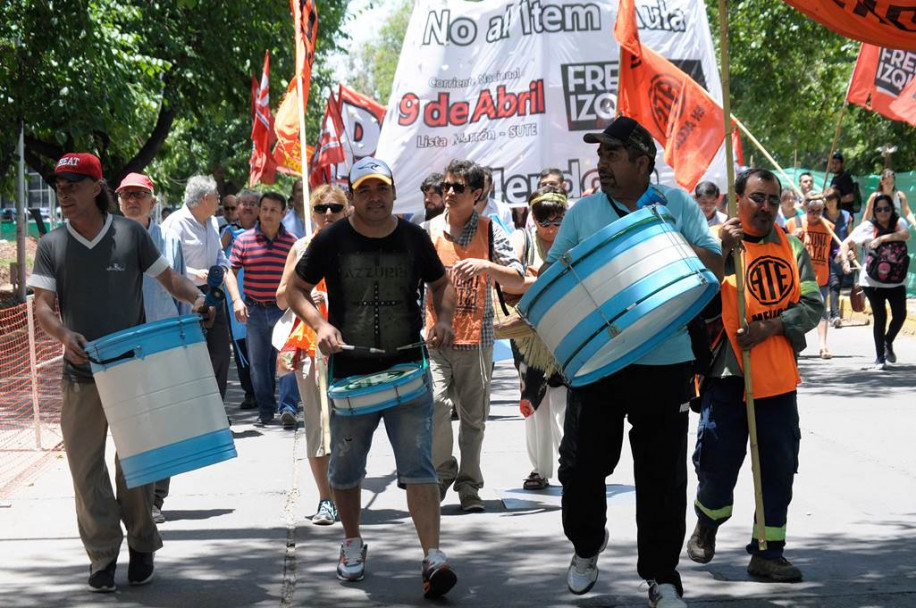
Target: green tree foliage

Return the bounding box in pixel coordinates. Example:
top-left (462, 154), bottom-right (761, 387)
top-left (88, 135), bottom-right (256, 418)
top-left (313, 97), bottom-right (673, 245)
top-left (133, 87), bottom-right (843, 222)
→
top-left (346, 0), bottom-right (412, 106)
top-left (0, 0), bottom-right (349, 202)
top-left (711, 0), bottom-right (916, 177)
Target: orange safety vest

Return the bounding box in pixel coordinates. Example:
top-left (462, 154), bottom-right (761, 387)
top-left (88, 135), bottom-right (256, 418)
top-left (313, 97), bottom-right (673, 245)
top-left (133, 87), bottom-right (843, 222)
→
top-left (721, 228), bottom-right (801, 399)
top-left (426, 215), bottom-right (489, 346)
top-left (785, 216), bottom-right (834, 287)
top-left (285, 279), bottom-right (328, 357)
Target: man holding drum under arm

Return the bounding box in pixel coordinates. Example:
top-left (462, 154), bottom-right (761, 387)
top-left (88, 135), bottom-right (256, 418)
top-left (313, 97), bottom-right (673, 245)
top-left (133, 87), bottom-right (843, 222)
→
top-left (285, 157), bottom-right (460, 599)
top-left (544, 117), bottom-right (723, 607)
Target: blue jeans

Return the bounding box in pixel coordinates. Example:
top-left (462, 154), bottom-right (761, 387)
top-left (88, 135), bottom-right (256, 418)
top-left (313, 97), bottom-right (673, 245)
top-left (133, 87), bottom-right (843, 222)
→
top-left (329, 385), bottom-right (437, 490)
top-left (246, 302), bottom-right (299, 422)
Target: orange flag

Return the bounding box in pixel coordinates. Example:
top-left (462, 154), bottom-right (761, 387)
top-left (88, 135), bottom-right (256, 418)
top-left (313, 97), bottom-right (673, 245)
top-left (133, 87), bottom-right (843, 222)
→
top-left (782, 1), bottom-right (916, 52)
top-left (615, 0), bottom-right (725, 192)
top-left (847, 44), bottom-right (916, 127)
top-left (273, 0), bottom-right (319, 175)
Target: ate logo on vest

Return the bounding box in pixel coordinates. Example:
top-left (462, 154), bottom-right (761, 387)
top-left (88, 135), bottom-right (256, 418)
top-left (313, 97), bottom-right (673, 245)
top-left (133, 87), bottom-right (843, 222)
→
top-left (746, 255), bottom-right (796, 306)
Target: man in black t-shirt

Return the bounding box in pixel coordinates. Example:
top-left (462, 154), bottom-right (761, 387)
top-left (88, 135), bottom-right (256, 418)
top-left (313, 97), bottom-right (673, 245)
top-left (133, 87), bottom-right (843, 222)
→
top-left (28, 153), bottom-right (212, 593)
top-left (829, 152), bottom-right (857, 214)
top-left (287, 157), bottom-right (459, 599)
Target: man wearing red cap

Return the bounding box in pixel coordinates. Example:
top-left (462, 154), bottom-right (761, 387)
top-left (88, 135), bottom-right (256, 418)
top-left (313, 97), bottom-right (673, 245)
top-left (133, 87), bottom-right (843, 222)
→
top-left (117, 172), bottom-right (187, 524)
top-left (28, 153), bottom-right (213, 593)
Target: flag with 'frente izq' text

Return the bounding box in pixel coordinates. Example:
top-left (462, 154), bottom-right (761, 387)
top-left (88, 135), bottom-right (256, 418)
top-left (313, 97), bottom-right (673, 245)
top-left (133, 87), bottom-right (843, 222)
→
top-left (847, 43), bottom-right (916, 127)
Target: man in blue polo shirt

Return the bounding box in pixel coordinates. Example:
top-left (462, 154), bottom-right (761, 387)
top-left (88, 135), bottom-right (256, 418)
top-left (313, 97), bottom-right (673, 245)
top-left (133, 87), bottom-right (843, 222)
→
top-left (547, 117), bottom-right (723, 608)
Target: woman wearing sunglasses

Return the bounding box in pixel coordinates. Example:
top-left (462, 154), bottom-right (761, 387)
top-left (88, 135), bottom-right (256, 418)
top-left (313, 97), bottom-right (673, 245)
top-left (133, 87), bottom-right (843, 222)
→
top-left (503, 185), bottom-right (569, 491)
top-left (840, 194), bottom-right (911, 370)
top-left (276, 184), bottom-right (350, 524)
top-left (861, 169), bottom-right (916, 228)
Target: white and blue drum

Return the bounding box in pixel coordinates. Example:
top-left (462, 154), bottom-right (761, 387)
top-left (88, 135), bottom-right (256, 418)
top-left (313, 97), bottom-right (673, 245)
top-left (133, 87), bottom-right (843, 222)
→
top-left (86, 314), bottom-right (237, 488)
top-left (518, 205), bottom-right (719, 387)
top-left (329, 362), bottom-right (429, 417)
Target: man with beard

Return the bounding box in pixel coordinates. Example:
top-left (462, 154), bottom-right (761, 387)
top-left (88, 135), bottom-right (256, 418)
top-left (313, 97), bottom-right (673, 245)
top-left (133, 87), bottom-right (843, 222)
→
top-left (545, 117), bottom-right (723, 607)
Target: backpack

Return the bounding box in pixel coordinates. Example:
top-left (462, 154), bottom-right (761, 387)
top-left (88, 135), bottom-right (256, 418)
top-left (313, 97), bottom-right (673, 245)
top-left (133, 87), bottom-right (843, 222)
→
top-left (851, 181), bottom-right (863, 213)
top-left (865, 222), bottom-right (910, 284)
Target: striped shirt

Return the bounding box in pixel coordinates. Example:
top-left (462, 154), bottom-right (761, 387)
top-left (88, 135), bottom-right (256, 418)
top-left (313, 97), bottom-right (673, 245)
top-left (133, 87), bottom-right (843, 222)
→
top-left (229, 223), bottom-right (297, 302)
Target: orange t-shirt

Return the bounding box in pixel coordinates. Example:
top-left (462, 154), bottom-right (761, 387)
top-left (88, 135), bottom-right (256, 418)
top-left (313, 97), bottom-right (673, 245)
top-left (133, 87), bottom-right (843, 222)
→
top-left (785, 217), bottom-right (834, 287)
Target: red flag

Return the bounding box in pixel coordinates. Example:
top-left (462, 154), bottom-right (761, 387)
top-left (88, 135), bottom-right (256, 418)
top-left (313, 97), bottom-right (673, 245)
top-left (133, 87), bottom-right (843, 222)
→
top-left (889, 76), bottom-right (916, 124)
top-left (336, 84), bottom-right (387, 162)
top-left (781, 1), bottom-right (916, 52)
top-left (274, 0), bottom-right (319, 176)
top-left (847, 44), bottom-right (916, 127)
top-left (615, 0), bottom-right (725, 192)
top-left (309, 92), bottom-right (347, 188)
top-left (249, 51), bottom-right (277, 186)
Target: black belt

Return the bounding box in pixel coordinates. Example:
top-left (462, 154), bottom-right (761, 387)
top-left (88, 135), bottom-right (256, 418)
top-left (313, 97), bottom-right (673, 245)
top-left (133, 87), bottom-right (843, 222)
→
top-left (245, 298), bottom-right (278, 308)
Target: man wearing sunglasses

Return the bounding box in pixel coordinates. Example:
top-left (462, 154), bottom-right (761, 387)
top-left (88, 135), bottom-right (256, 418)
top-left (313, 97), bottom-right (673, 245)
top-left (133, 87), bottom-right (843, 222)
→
top-left (545, 116), bottom-right (723, 607)
top-left (426, 159), bottom-right (526, 514)
top-left (28, 154), bottom-right (213, 592)
top-left (688, 168), bottom-right (822, 585)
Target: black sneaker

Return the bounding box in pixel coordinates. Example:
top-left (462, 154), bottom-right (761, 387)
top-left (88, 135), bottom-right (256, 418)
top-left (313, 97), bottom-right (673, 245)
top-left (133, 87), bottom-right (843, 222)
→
top-left (88, 560), bottom-right (116, 593)
top-left (152, 504), bottom-right (165, 524)
top-left (422, 553), bottom-right (458, 599)
top-left (128, 548), bottom-right (155, 586)
top-left (885, 342), bottom-right (897, 364)
top-left (240, 394), bottom-right (258, 410)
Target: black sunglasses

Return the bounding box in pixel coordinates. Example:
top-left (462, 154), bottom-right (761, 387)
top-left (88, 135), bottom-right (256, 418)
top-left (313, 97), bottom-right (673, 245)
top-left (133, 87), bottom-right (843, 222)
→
top-left (313, 203), bottom-right (345, 214)
top-left (537, 218), bottom-right (563, 227)
top-left (440, 181), bottom-right (467, 194)
top-left (875, 206), bottom-right (893, 213)
top-left (747, 192), bottom-right (780, 207)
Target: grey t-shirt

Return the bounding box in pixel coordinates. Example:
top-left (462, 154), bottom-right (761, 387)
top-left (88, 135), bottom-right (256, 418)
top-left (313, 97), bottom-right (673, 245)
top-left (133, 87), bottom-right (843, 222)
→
top-left (28, 214), bottom-right (169, 382)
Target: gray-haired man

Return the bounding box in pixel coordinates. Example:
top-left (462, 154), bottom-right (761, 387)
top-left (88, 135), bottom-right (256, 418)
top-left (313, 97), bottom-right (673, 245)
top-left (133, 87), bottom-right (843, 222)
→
top-left (162, 175), bottom-right (241, 398)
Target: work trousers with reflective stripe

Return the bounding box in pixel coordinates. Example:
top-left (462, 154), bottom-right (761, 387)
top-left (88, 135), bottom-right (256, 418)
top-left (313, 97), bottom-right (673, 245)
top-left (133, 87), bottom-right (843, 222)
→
top-left (692, 376), bottom-right (800, 558)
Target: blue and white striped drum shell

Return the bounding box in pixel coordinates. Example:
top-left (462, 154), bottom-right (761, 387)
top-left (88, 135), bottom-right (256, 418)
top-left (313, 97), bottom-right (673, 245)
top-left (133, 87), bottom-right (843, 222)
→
top-left (329, 363), bottom-right (429, 416)
top-left (517, 204), bottom-right (719, 387)
top-left (86, 314), bottom-right (237, 488)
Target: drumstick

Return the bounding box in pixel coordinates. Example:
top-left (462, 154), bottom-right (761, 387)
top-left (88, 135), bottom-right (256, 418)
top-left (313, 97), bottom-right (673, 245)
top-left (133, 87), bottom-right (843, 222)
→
top-left (340, 344), bottom-right (386, 355)
top-left (395, 340), bottom-right (431, 351)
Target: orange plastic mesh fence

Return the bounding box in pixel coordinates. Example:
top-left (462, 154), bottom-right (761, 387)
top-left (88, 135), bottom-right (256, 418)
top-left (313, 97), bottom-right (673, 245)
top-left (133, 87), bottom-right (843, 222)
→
top-left (0, 297), bottom-right (64, 499)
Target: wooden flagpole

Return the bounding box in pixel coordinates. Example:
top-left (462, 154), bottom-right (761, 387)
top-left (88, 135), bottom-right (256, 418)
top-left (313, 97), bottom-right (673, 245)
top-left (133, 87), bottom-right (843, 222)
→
top-left (296, 73), bottom-right (314, 236)
top-left (718, 0), bottom-right (768, 552)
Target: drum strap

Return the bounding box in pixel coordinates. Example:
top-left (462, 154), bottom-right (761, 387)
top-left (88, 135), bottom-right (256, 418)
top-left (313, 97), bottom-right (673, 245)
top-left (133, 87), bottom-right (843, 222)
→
top-left (489, 220), bottom-right (512, 317)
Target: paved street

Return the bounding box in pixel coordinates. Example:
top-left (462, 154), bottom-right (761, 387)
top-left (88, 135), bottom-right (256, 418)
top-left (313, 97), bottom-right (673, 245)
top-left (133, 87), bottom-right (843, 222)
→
top-left (1, 323), bottom-right (915, 607)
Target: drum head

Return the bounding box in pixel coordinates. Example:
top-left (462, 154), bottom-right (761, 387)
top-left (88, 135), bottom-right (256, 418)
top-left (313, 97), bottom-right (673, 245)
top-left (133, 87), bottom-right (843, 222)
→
top-left (565, 270), bottom-right (719, 386)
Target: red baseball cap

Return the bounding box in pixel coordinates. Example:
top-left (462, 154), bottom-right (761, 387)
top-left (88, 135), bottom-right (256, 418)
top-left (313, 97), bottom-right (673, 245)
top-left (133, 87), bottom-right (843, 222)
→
top-left (116, 172), bottom-right (155, 193)
top-left (55, 153), bottom-right (103, 181)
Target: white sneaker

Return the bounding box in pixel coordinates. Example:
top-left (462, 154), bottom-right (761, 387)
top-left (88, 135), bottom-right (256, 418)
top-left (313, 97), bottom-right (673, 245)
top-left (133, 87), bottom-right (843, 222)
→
top-left (566, 529), bottom-right (608, 595)
top-left (648, 580), bottom-right (687, 607)
top-left (337, 538), bottom-right (367, 582)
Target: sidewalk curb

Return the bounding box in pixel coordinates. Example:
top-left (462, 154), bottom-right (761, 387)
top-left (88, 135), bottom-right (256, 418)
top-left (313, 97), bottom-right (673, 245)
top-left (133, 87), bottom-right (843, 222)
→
top-left (837, 295), bottom-right (916, 335)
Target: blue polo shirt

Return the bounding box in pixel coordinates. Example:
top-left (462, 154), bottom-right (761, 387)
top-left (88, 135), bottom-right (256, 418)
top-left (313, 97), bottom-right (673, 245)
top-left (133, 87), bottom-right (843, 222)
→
top-left (546, 184), bottom-right (722, 366)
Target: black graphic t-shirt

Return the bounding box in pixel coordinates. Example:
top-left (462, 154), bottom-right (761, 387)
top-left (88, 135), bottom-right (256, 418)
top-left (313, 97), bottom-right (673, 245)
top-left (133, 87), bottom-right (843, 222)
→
top-left (296, 218), bottom-right (446, 380)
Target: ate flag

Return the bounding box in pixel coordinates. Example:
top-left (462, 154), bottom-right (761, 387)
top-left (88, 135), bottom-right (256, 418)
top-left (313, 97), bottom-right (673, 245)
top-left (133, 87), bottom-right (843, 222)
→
top-left (309, 92), bottom-right (348, 188)
top-left (782, 1), bottom-right (916, 52)
top-left (615, 0), bottom-right (725, 192)
top-left (847, 43), bottom-right (916, 127)
top-left (249, 51), bottom-right (277, 186)
top-left (274, 0), bottom-right (319, 175)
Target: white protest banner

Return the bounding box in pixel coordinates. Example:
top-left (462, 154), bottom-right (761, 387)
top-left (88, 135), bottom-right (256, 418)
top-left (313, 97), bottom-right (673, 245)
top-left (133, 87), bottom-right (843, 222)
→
top-left (375, 0), bottom-right (725, 215)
